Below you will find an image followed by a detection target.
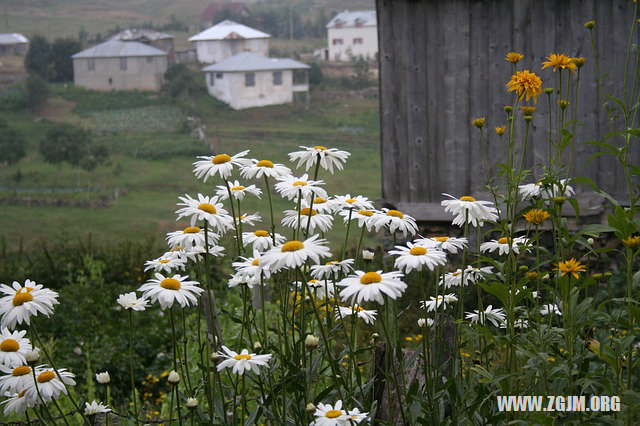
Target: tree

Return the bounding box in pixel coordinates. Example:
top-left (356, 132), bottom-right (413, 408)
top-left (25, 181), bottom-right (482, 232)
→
top-left (24, 35), bottom-right (51, 78)
top-left (308, 62), bottom-right (323, 87)
top-left (0, 121), bottom-right (26, 165)
top-left (49, 38), bottom-right (82, 82)
top-left (26, 73), bottom-right (50, 112)
top-left (40, 125), bottom-right (91, 165)
top-left (163, 64), bottom-right (200, 99)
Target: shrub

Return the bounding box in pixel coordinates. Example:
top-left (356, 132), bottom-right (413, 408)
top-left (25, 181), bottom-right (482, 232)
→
top-left (0, 120), bottom-right (26, 165)
top-left (163, 64), bottom-right (202, 99)
top-left (26, 73), bottom-right (50, 112)
top-left (40, 125), bottom-right (95, 166)
top-left (24, 35), bottom-right (51, 78)
top-left (48, 38), bottom-right (82, 82)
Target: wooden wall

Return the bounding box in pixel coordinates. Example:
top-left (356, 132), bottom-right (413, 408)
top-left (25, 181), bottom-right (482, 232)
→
top-left (377, 0), bottom-right (637, 220)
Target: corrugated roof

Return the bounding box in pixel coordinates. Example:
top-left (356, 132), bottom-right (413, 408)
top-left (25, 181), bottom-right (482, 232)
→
top-left (111, 29), bottom-right (174, 42)
top-left (202, 52), bottom-right (309, 72)
top-left (189, 19), bottom-right (270, 42)
top-left (326, 10), bottom-right (377, 28)
top-left (71, 40), bottom-right (167, 59)
top-left (0, 33), bottom-right (29, 45)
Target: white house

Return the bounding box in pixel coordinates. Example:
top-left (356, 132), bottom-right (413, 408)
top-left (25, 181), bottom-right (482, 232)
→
top-left (189, 19), bottom-right (270, 64)
top-left (326, 10), bottom-right (377, 61)
top-left (202, 52), bottom-right (309, 110)
top-left (0, 33), bottom-right (29, 56)
top-left (71, 40), bottom-right (168, 91)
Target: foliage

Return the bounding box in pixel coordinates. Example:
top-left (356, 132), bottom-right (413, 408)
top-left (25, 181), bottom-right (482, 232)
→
top-left (308, 61), bottom-right (324, 87)
top-left (39, 124), bottom-right (108, 171)
top-left (25, 73), bottom-right (50, 112)
top-left (48, 37), bottom-right (82, 82)
top-left (0, 120), bottom-right (26, 165)
top-left (163, 63), bottom-right (203, 100)
top-left (24, 35), bottom-right (51, 78)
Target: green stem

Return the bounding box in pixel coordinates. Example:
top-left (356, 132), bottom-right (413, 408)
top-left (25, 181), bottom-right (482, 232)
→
top-left (128, 311), bottom-right (139, 425)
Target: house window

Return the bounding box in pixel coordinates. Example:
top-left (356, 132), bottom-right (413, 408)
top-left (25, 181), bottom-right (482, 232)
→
top-left (146, 56), bottom-right (153, 63)
top-left (216, 73), bottom-right (223, 79)
top-left (87, 58), bottom-right (95, 71)
top-left (273, 71), bottom-right (282, 86)
top-left (108, 77), bottom-right (113, 85)
top-left (245, 73), bottom-right (255, 87)
top-left (209, 72), bottom-right (215, 86)
top-left (119, 57), bottom-right (127, 71)
top-left (332, 39), bottom-right (343, 46)
top-left (353, 38), bottom-right (363, 45)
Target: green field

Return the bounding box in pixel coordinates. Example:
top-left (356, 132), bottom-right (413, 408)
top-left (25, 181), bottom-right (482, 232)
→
top-left (0, 84), bottom-right (381, 250)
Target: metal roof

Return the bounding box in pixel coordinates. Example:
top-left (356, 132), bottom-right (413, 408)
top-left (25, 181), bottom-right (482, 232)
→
top-left (110, 29), bottom-right (174, 42)
top-left (71, 40), bottom-right (167, 59)
top-left (0, 33), bottom-right (29, 45)
top-left (202, 52), bottom-right (309, 72)
top-left (326, 10), bottom-right (377, 28)
top-left (189, 19), bottom-right (270, 42)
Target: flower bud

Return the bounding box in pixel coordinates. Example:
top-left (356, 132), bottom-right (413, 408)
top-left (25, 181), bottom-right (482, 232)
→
top-left (471, 117), bottom-right (485, 128)
top-left (306, 403), bottom-right (316, 414)
top-left (587, 238), bottom-right (595, 246)
top-left (95, 371), bottom-right (110, 384)
top-left (211, 353), bottom-right (221, 362)
top-left (558, 99), bottom-right (570, 110)
top-left (524, 115), bottom-right (532, 122)
top-left (592, 273), bottom-right (603, 280)
top-left (305, 335), bottom-right (319, 349)
top-left (526, 271), bottom-right (539, 282)
top-left (418, 318), bottom-right (426, 327)
top-left (584, 20), bottom-right (595, 30)
top-left (168, 370), bottom-right (180, 385)
top-left (521, 106), bottom-right (535, 115)
top-left (519, 265), bottom-right (529, 272)
top-left (503, 105), bottom-right (513, 114)
top-left (495, 126), bottom-right (506, 136)
top-left (542, 273), bottom-right (550, 282)
top-left (604, 272), bottom-right (613, 279)
top-left (25, 349), bottom-right (40, 365)
top-left (362, 250), bottom-right (374, 261)
top-left (572, 57), bottom-right (586, 68)
top-left (552, 196), bottom-right (566, 205)
top-left (253, 341), bottom-right (262, 351)
top-left (544, 87), bottom-right (554, 95)
top-left (187, 398), bottom-right (198, 409)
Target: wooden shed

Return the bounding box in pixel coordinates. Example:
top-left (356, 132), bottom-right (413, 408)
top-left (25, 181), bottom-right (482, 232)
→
top-left (376, 0), bottom-right (637, 221)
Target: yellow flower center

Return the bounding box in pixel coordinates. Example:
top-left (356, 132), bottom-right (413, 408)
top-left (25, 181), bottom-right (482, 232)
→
top-left (254, 230), bottom-right (270, 237)
top-left (325, 409), bottom-right (342, 419)
top-left (160, 278), bottom-right (181, 290)
top-left (386, 209), bottom-right (404, 218)
top-left (460, 196), bottom-right (476, 202)
top-left (212, 154), bottom-right (231, 164)
top-left (409, 247), bottom-right (427, 256)
top-left (300, 208), bottom-right (317, 216)
top-left (257, 160), bottom-right (274, 168)
top-left (309, 279), bottom-right (318, 284)
top-left (184, 226), bottom-right (201, 234)
top-left (281, 241), bottom-right (304, 252)
top-left (434, 236), bottom-right (449, 242)
top-left (233, 354), bottom-right (252, 360)
top-left (292, 181), bottom-right (308, 187)
top-left (0, 339), bottom-right (19, 352)
top-left (358, 209), bottom-right (374, 217)
top-left (231, 185), bottom-right (245, 191)
top-left (12, 366), bottom-right (31, 376)
top-left (326, 260), bottom-right (337, 265)
top-left (18, 390), bottom-right (27, 398)
top-left (353, 305), bottom-right (365, 311)
top-left (252, 259), bottom-right (260, 266)
top-left (37, 371), bottom-right (56, 383)
top-left (498, 237), bottom-right (511, 244)
top-left (198, 203), bottom-right (217, 214)
top-left (360, 272), bottom-right (382, 284)
top-left (313, 145), bottom-right (328, 151)
top-left (12, 289), bottom-right (34, 306)
top-left (314, 197), bottom-right (327, 204)
top-left (452, 271), bottom-right (462, 277)
top-left (159, 259), bottom-right (170, 264)
top-left (346, 198), bottom-right (357, 204)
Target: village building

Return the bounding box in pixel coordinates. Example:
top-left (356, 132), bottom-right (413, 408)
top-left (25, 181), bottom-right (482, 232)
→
top-left (200, 2), bottom-right (250, 29)
top-left (111, 29), bottom-right (176, 62)
top-left (202, 52), bottom-right (309, 110)
top-left (189, 19), bottom-right (270, 64)
top-left (0, 33), bottom-right (29, 56)
top-left (71, 39), bottom-right (168, 92)
top-left (326, 10), bottom-right (377, 61)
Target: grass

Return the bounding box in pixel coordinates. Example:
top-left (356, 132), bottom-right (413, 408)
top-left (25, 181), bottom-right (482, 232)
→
top-left (0, 85), bottom-right (381, 250)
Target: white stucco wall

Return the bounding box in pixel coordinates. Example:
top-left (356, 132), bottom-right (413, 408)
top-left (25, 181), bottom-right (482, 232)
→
top-left (205, 69), bottom-right (294, 110)
top-left (72, 56), bottom-right (167, 91)
top-left (195, 38), bottom-right (269, 63)
top-left (327, 26), bottom-right (378, 61)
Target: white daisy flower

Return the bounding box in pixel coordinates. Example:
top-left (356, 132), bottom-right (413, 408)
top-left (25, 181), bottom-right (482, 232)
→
top-left (441, 193), bottom-right (499, 227)
top-left (339, 208), bottom-right (377, 230)
top-left (465, 305), bottom-right (506, 327)
top-left (166, 243), bottom-right (224, 262)
top-left (0, 365), bottom-right (33, 393)
top-left (240, 159), bottom-right (292, 180)
top-left (310, 259), bottom-right (354, 280)
top-left (388, 242), bottom-right (447, 273)
top-left (311, 400), bottom-right (348, 425)
top-left (0, 280), bottom-right (59, 329)
top-left (418, 318), bottom-right (434, 327)
top-left (227, 273), bottom-right (261, 289)
top-left (138, 273), bottom-right (204, 310)
top-left (415, 236), bottom-right (468, 254)
top-left (336, 305), bottom-right (377, 325)
top-left (371, 208), bottom-right (418, 237)
top-left (232, 250), bottom-right (271, 279)
top-left (301, 279), bottom-right (336, 299)
top-left (215, 180), bottom-right (262, 201)
top-left (216, 346), bottom-right (272, 375)
top-left (274, 174), bottom-right (327, 201)
top-left (166, 226), bottom-right (220, 250)
top-left (420, 294), bottom-right (458, 312)
top-left (144, 256), bottom-right (186, 273)
top-left (480, 236), bottom-right (530, 255)
top-left (346, 407), bottom-right (368, 423)
top-left (288, 145), bottom-right (350, 174)
top-left (518, 182), bottom-right (542, 200)
top-left (262, 235), bottom-right (332, 272)
top-left (540, 304), bottom-right (561, 316)
top-left (85, 400), bottom-right (111, 415)
top-left (500, 318), bottom-right (529, 329)
top-left (193, 150), bottom-right (250, 181)
top-left (543, 179), bottom-right (574, 199)
top-left (332, 194), bottom-right (374, 211)
top-left (175, 194), bottom-right (232, 233)
top-left (281, 207), bottom-right (334, 233)
top-left (1, 389), bottom-right (35, 416)
top-left (307, 196), bottom-right (337, 214)
top-left (26, 366), bottom-right (75, 403)
top-left (116, 292), bottom-right (148, 311)
top-left (0, 329), bottom-right (31, 369)
top-left (242, 229), bottom-right (286, 252)
top-left (236, 213), bottom-right (262, 226)
top-left (438, 265), bottom-right (493, 289)
top-left (338, 270), bottom-right (407, 305)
